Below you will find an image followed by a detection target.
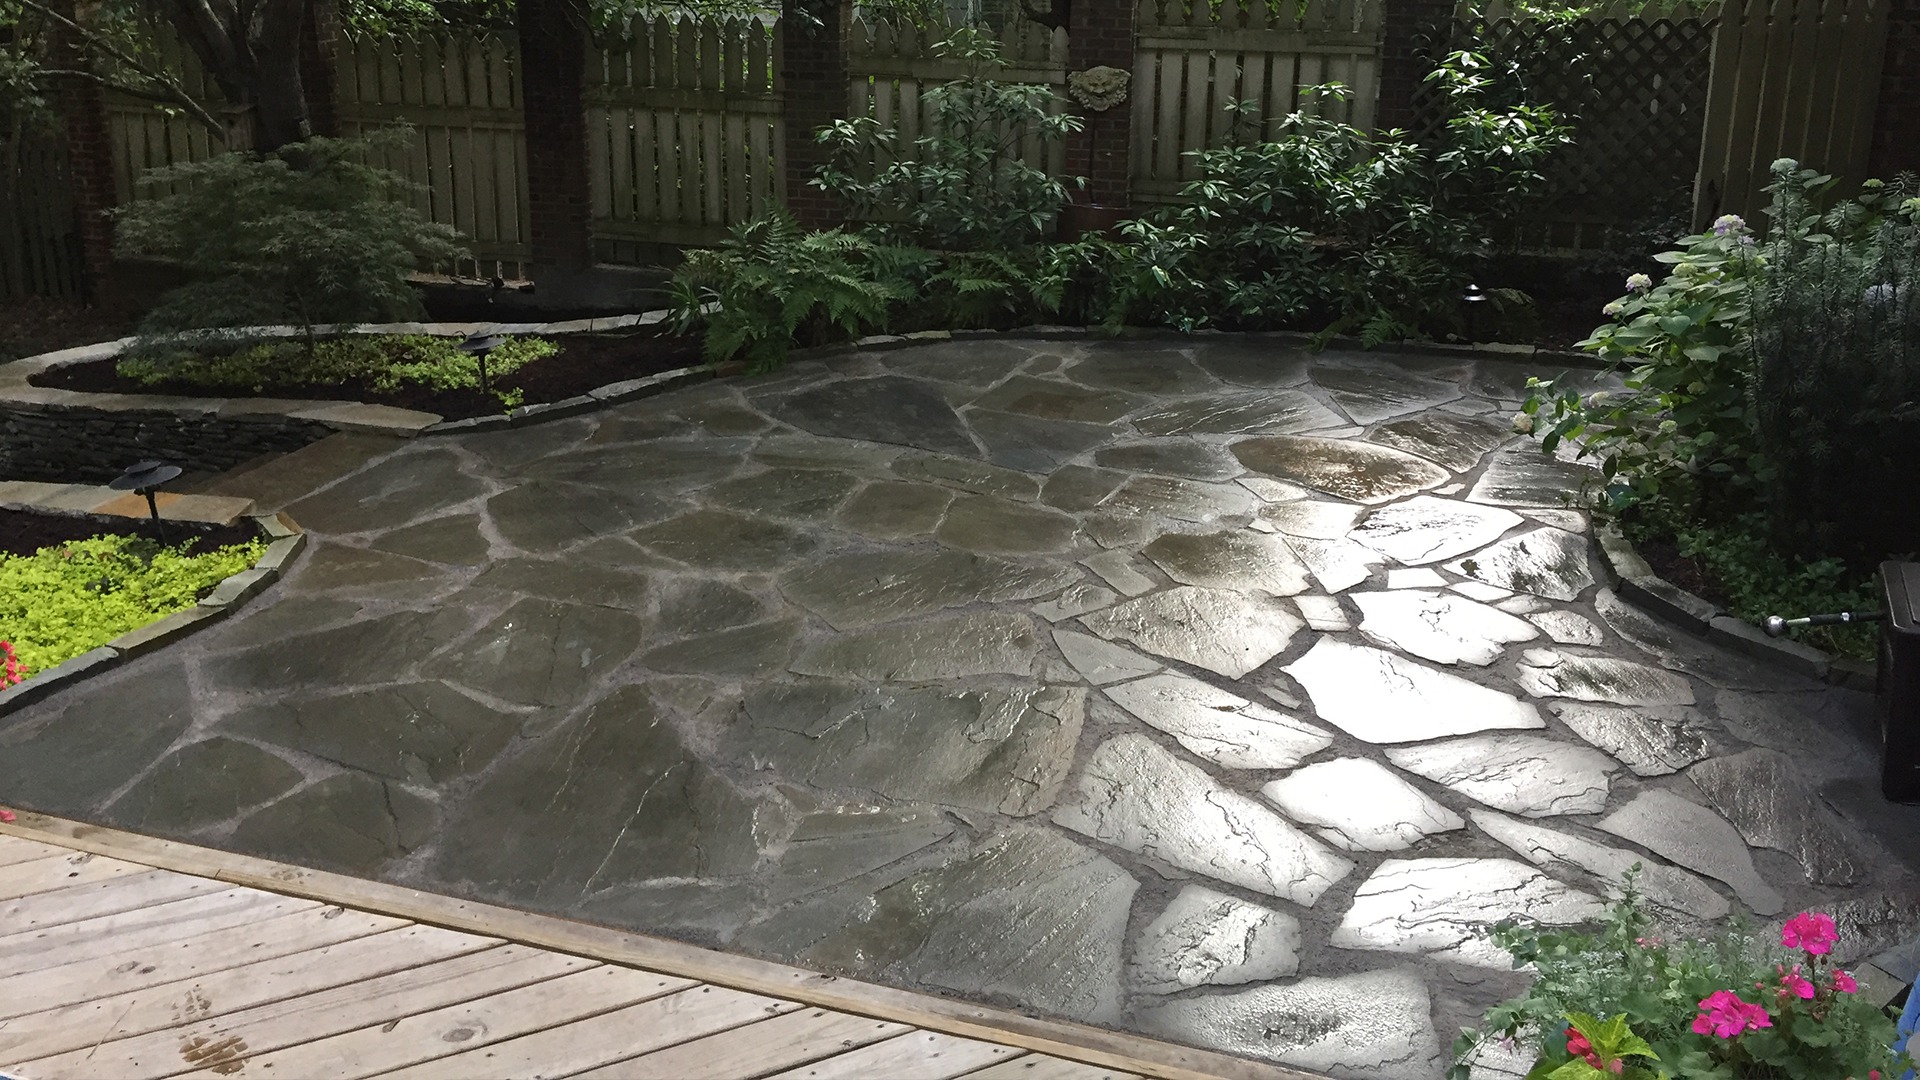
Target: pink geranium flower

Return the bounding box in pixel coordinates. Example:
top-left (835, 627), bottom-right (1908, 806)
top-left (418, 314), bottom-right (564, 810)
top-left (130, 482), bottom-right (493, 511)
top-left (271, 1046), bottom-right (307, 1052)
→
top-left (1781, 911), bottom-right (1839, 956)
top-left (1832, 970), bottom-right (1859, 994)
top-left (1692, 990), bottom-right (1773, 1038)
top-left (1778, 966), bottom-right (1815, 999)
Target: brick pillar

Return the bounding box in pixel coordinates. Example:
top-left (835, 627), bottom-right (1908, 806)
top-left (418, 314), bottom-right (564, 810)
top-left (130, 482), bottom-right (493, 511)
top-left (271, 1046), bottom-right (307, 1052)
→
top-left (1063, 0), bottom-right (1135, 206)
top-left (781, 0), bottom-right (850, 228)
top-left (1869, 0), bottom-right (1920, 177)
top-left (1375, 0), bottom-right (1452, 133)
top-left (516, 0), bottom-right (592, 270)
top-left (300, 0), bottom-right (344, 138)
top-left (50, 0), bottom-right (117, 292)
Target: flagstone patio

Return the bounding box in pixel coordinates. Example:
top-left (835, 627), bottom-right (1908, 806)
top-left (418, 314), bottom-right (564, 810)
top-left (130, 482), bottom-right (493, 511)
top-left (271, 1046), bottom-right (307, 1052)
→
top-left (4, 338), bottom-right (1917, 1078)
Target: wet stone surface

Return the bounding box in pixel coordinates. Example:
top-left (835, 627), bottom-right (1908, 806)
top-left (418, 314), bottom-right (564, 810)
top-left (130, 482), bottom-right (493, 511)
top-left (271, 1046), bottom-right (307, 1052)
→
top-left (6, 340), bottom-right (1905, 1079)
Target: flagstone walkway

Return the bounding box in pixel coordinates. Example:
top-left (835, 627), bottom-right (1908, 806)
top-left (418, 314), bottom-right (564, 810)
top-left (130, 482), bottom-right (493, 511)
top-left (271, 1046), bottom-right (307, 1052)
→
top-left (3, 338), bottom-right (1917, 1079)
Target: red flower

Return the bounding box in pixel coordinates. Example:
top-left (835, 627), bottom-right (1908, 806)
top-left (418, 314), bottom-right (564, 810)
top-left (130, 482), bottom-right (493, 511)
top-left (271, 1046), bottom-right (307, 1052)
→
top-left (1781, 911), bottom-right (1839, 956)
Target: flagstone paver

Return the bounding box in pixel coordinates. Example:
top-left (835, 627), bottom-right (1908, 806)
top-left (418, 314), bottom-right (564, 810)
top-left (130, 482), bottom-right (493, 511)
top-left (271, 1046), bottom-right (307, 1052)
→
top-left (3, 339), bottom-right (1913, 1080)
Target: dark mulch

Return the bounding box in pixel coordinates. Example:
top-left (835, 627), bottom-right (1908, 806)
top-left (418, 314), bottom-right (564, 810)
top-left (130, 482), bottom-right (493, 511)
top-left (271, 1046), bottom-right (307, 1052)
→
top-left (31, 328), bottom-right (708, 421)
top-left (1630, 529), bottom-right (1733, 610)
top-left (0, 508), bottom-right (259, 560)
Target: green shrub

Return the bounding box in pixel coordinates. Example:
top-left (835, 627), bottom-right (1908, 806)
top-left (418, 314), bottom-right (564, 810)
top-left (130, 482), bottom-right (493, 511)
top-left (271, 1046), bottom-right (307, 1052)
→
top-left (667, 211), bottom-right (906, 372)
top-left (116, 334), bottom-right (556, 411)
top-left (1752, 159), bottom-right (1920, 561)
top-left (0, 533), bottom-right (264, 676)
top-left (1091, 53), bottom-right (1569, 342)
top-left (1521, 215), bottom-right (1761, 511)
top-left (114, 129), bottom-right (469, 357)
top-left (811, 26), bottom-right (1083, 251)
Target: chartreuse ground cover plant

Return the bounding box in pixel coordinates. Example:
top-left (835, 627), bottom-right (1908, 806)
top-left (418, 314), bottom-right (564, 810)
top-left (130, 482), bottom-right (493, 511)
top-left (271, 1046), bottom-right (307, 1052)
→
top-left (1519, 161), bottom-right (1919, 658)
top-left (0, 533), bottom-right (264, 679)
top-left (116, 333), bottom-right (558, 411)
top-left (1451, 879), bottom-right (1912, 1079)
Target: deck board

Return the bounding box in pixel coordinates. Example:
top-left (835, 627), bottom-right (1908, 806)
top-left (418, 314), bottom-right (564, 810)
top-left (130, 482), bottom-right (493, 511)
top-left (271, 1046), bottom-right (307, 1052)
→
top-left (0, 819), bottom-right (1302, 1080)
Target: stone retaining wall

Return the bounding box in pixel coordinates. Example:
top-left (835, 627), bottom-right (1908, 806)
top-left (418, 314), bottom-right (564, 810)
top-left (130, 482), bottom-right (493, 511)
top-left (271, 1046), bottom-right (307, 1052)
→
top-left (0, 403), bottom-right (335, 485)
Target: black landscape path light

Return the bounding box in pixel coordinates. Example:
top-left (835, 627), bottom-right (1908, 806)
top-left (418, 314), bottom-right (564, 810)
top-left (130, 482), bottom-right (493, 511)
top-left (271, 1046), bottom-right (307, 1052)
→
top-left (1461, 283), bottom-right (1489, 343)
top-left (109, 459), bottom-right (183, 545)
top-left (458, 331), bottom-right (507, 399)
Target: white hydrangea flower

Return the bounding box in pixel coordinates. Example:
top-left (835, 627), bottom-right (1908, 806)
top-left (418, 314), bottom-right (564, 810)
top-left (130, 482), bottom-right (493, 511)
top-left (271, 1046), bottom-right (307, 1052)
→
top-left (1512, 413), bottom-right (1535, 435)
top-left (1602, 300), bottom-right (1625, 316)
top-left (1625, 273), bottom-right (1653, 292)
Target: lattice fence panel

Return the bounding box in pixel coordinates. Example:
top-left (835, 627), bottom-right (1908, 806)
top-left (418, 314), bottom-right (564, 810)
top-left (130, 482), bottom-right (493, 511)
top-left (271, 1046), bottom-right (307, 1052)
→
top-left (1408, 11), bottom-right (1714, 251)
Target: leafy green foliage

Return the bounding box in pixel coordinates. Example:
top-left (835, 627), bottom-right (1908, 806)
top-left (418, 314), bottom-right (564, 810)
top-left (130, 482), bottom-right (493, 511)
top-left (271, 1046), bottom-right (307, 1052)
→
top-left (116, 333), bottom-right (555, 410)
top-left (812, 27), bottom-right (1083, 251)
top-left (0, 532), bottom-right (264, 676)
top-left (1521, 218), bottom-right (1761, 511)
top-left (1619, 499), bottom-right (1878, 659)
top-left (1450, 879), bottom-right (1910, 1080)
top-left (668, 211), bottom-right (906, 372)
top-left (114, 129), bottom-right (469, 355)
top-left (1081, 53), bottom-right (1569, 341)
top-left (1751, 159), bottom-right (1920, 561)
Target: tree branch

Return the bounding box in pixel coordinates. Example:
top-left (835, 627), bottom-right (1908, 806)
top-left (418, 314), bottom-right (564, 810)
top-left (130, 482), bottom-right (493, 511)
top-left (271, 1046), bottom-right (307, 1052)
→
top-left (16, 0), bottom-right (229, 139)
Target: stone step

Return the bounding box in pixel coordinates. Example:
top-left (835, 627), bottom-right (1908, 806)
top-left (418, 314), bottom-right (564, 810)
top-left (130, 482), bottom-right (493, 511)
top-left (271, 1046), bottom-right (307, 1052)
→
top-left (0, 482), bottom-right (254, 525)
top-left (195, 432), bottom-right (406, 512)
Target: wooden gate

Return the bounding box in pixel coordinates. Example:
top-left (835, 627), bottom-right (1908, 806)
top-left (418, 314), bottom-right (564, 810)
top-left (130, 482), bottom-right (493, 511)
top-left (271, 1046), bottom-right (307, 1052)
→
top-left (586, 16), bottom-right (784, 258)
top-left (1131, 0), bottom-right (1386, 204)
top-left (0, 135), bottom-right (86, 302)
top-left (1695, 0), bottom-right (1890, 227)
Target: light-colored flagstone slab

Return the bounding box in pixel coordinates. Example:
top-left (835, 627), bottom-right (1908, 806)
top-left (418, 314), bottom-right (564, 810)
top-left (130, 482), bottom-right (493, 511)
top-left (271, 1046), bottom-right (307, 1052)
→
top-left (1080, 550), bottom-right (1157, 596)
top-left (1521, 508), bottom-right (1589, 532)
top-left (1136, 969), bottom-right (1443, 1078)
top-left (1033, 582), bottom-right (1118, 622)
top-left (1517, 648), bottom-right (1696, 706)
top-left (1467, 448), bottom-right (1598, 508)
top-left (1443, 527), bottom-right (1595, 601)
top-left (1103, 672), bottom-right (1333, 769)
top-left (1283, 639), bottom-right (1544, 744)
top-left (1232, 435), bottom-right (1451, 505)
top-left (1285, 535), bottom-right (1386, 593)
top-left (1292, 594), bottom-right (1351, 631)
top-left (1527, 609), bottom-right (1605, 645)
top-left (1352, 497), bottom-right (1524, 565)
top-left (1352, 590), bottom-right (1539, 666)
top-left (790, 611), bottom-right (1037, 680)
top-left (1450, 580), bottom-right (1512, 602)
top-left (1596, 790), bottom-right (1785, 915)
top-left (1259, 500), bottom-right (1365, 540)
top-left (1496, 594), bottom-right (1549, 614)
top-left (1385, 567), bottom-right (1448, 589)
top-left (1386, 734), bottom-right (1616, 817)
top-left (1366, 412), bottom-right (1516, 472)
top-left (1078, 586), bottom-right (1303, 679)
top-left (780, 550), bottom-right (1076, 630)
top-left (1689, 749), bottom-right (1869, 885)
top-left (1052, 734), bottom-right (1352, 905)
top-left (1470, 809), bottom-right (1731, 920)
top-left (1548, 702), bottom-right (1715, 777)
top-left (1332, 858), bottom-right (1605, 967)
top-left (1130, 391), bottom-right (1346, 436)
top-left (1238, 476), bottom-right (1316, 503)
top-left (1262, 758), bottom-right (1465, 851)
top-left (1053, 629), bottom-right (1162, 686)
top-left (1313, 361), bottom-right (1465, 425)
top-left (1141, 529), bottom-right (1314, 597)
top-left (1130, 885), bottom-right (1301, 993)
top-left (737, 684), bottom-right (1085, 815)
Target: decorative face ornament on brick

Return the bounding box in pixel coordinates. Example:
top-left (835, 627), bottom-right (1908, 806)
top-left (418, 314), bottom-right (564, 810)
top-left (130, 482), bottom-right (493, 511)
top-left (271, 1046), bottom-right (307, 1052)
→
top-left (1068, 66), bottom-right (1132, 111)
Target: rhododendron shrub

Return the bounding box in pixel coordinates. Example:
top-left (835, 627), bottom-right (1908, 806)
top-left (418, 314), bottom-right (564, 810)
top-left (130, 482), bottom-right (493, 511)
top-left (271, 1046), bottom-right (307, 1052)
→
top-left (1451, 877), bottom-right (1912, 1079)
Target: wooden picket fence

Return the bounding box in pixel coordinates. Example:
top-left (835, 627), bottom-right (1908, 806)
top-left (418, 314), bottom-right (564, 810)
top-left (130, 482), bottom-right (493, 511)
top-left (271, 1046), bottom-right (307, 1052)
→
top-left (586, 16), bottom-right (783, 261)
top-left (0, 136), bottom-right (86, 303)
top-left (1132, 0), bottom-right (1385, 202)
top-left (1695, 0), bottom-right (1890, 228)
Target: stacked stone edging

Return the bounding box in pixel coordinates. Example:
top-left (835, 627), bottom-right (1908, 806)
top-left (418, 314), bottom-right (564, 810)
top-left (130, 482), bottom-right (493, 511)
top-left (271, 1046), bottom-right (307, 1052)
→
top-left (0, 511), bottom-right (306, 716)
top-left (1593, 523), bottom-right (1878, 691)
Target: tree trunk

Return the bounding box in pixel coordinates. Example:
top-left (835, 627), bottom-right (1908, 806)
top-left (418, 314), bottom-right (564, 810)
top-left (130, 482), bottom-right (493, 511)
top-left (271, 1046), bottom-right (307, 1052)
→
top-left (159, 0), bottom-right (315, 154)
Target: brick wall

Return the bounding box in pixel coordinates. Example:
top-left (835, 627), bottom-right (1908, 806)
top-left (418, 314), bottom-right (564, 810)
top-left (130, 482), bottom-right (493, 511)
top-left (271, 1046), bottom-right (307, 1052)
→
top-left (516, 0), bottom-right (592, 270)
top-left (1869, 0), bottom-right (1920, 177)
top-left (1375, 0), bottom-right (1452, 133)
top-left (51, 0), bottom-right (116, 292)
top-left (1064, 0), bottom-right (1135, 205)
top-left (782, 0), bottom-right (851, 228)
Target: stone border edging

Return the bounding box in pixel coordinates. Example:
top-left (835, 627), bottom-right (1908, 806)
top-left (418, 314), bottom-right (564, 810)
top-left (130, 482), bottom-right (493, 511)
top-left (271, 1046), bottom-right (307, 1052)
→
top-left (0, 811), bottom-right (1319, 1080)
top-left (0, 511), bottom-right (306, 716)
top-left (1593, 523), bottom-right (1877, 691)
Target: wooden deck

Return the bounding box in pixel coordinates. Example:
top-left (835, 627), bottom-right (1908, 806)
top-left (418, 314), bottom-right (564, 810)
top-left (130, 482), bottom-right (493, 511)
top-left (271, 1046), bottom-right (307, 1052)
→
top-left (0, 816), bottom-right (1309, 1080)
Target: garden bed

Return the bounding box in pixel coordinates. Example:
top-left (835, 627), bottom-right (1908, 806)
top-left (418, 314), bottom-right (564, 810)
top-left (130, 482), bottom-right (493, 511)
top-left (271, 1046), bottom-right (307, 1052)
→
top-left (0, 507), bottom-right (255, 558)
top-left (31, 326), bottom-right (705, 422)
